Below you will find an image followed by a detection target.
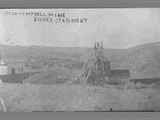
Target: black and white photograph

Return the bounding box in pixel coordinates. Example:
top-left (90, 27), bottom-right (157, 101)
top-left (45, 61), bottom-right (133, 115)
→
top-left (0, 8), bottom-right (160, 112)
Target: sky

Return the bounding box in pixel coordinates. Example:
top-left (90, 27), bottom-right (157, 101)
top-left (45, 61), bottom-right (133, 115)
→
top-left (0, 8), bottom-right (160, 48)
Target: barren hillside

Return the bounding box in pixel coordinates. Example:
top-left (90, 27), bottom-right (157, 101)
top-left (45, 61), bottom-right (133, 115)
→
top-left (1, 42), bottom-right (160, 83)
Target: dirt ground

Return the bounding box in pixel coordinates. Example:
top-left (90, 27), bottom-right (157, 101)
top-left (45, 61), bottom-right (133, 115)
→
top-left (0, 83), bottom-right (154, 112)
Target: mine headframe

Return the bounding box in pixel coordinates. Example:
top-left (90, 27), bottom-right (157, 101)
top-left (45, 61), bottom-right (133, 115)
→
top-left (79, 41), bottom-right (111, 86)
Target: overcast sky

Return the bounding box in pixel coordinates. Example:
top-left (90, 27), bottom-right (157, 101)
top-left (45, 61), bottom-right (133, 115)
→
top-left (0, 8), bottom-right (160, 48)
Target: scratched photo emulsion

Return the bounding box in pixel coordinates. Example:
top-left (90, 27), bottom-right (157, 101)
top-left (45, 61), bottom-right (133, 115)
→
top-left (0, 8), bottom-right (159, 112)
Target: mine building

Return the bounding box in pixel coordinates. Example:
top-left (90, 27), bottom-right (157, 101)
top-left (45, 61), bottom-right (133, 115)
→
top-left (109, 69), bottom-right (130, 84)
top-left (0, 59), bottom-right (9, 76)
top-left (81, 41), bottom-right (130, 86)
top-left (0, 54), bottom-right (38, 84)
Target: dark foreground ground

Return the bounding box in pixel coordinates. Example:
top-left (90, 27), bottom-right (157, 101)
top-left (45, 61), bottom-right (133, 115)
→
top-left (0, 83), bottom-right (158, 112)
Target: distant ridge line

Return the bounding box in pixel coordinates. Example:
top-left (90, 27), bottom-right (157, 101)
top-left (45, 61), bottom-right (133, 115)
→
top-left (1, 41), bottom-right (160, 50)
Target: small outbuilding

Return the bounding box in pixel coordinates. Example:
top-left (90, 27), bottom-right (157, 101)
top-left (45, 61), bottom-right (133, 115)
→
top-left (0, 59), bottom-right (8, 75)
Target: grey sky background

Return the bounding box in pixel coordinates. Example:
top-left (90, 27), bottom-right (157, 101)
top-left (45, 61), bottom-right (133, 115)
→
top-left (0, 8), bottom-right (160, 48)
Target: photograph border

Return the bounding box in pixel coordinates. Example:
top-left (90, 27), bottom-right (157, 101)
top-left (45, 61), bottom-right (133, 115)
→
top-left (0, 0), bottom-right (159, 120)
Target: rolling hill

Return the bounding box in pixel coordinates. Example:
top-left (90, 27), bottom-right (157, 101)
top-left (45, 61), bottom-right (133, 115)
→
top-left (1, 42), bottom-right (160, 83)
